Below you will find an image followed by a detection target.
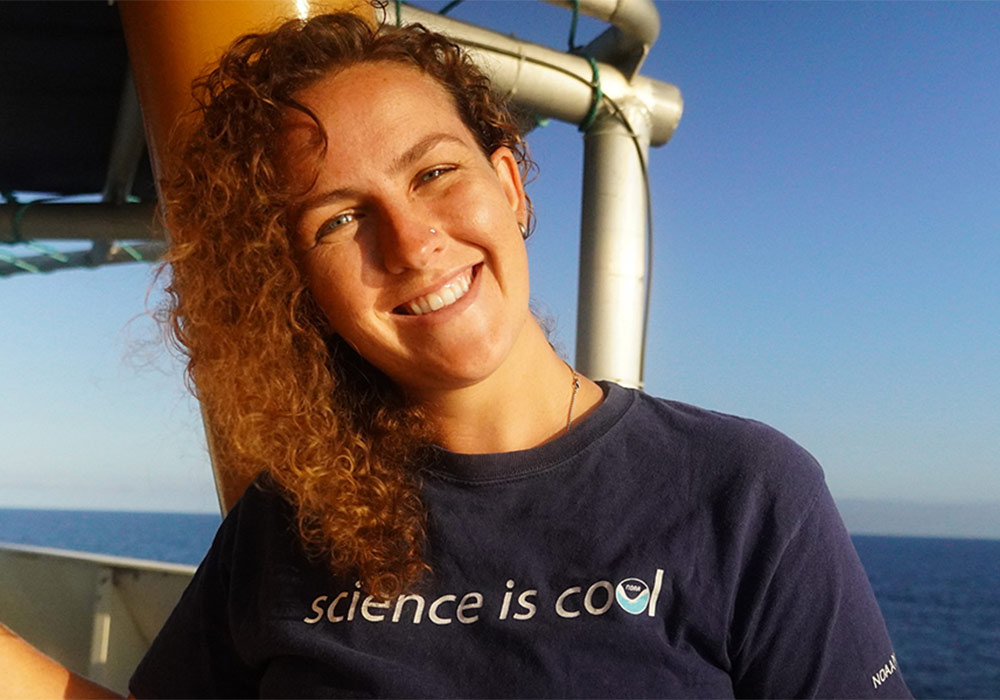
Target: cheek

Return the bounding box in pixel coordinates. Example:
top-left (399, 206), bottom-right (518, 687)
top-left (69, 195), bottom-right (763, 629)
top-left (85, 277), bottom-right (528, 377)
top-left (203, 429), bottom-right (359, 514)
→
top-left (454, 195), bottom-right (523, 268)
top-left (487, 226), bottom-right (530, 294)
top-left (303, 258), bottom-right (358, 326)
top-left (471, 186), bottom-right (514, 228)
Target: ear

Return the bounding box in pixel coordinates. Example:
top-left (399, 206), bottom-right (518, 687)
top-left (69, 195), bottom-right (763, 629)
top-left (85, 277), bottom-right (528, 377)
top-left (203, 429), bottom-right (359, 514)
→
top-left (490, 146), bottom-right (527, 225)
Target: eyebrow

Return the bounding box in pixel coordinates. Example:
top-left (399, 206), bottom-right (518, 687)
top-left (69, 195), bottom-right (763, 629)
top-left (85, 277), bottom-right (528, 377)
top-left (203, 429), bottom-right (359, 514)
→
top-left (390, 133), bottom-right (468, 176)
top-left (297, 133), bottom-right (470, 213)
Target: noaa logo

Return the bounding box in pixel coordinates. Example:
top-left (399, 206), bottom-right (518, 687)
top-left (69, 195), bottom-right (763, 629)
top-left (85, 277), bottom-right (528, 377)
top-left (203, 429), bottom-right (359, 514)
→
top-left (615, 578), bottom-right (651, 615)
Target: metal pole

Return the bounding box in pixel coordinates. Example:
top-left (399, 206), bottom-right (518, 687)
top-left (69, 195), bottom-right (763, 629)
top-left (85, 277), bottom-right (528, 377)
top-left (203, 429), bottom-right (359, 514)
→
top-left (542, 0), bottom-right (660, 77)
top-left (0, 241), bottom-right (166, 278)
top-left (0, 203), bottom-right (157, 242)
top-left (542, 0), bottom-right (660, 49)
top-left (101, 69), bottom-right (146, 206)
top-left (397, 5), bottom-right (681, 147)
top-left (576, 97), bottom-right (652, 388)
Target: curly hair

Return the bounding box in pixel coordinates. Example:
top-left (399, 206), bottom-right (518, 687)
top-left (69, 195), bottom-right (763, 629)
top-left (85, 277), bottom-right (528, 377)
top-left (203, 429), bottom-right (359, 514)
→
top-left (159, 12), bottom-right (532, 599)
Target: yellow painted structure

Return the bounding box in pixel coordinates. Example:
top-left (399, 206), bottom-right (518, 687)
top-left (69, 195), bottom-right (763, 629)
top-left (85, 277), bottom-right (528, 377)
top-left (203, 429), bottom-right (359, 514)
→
top-left (120, 0), bottom-right (374, 180)
top-left (119, 0), bottom-right (373, 512)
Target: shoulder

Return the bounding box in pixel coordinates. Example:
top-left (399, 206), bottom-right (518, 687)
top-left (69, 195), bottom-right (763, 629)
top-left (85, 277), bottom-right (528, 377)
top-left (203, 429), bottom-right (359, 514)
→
top-left (129, 475), bottom-right (302, 697)
top-left (606, 383), bottom-right (828, 537)
top-left (212, 473), bottom-right (302, 575)
top-left (226, 473), bottom-right (295, 534)
top-left (611, 384), bottom-right (824, 485)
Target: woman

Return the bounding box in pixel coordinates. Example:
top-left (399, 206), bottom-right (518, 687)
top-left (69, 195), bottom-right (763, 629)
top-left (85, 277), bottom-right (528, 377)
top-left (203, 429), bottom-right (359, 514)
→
top-left (3, 11), bottom-right (909, 699)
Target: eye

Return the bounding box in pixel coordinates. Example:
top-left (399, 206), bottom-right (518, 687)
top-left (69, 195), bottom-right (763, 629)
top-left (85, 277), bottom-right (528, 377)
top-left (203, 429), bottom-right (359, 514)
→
top-left (315, 211), bottom-right (359, 242)
top-left (419, 166), bottom-right (455, 184)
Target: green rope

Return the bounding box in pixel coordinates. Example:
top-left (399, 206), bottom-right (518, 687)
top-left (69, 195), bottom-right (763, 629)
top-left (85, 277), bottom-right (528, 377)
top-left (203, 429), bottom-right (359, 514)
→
top-left (4, 197), bottom-right (70, 263)
top-left (27, 241), bottom-right (69, 263)
top-left (3, 191), bottom-right (22, 242)
top-left (564, 1), bottom-right (602, 131)
top-left (568, 0), bottom-right (581, 51)
top-left (9, 202), bottom-right (34, 243)
top-left (438, 0), bottom-right (463, 15)
top-left (0, 249), bottom-right (41, 274)
top-left (578, 56), bottom-right (603, 132)
top-left (7, 199), bottom-right (63, 259)
top-left (118, 242), bottom-right (144, 262)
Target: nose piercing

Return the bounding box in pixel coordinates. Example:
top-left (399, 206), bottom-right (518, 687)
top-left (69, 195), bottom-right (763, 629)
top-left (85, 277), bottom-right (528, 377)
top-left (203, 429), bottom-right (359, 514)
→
top-left (429, 228), bottom-right (438, 235)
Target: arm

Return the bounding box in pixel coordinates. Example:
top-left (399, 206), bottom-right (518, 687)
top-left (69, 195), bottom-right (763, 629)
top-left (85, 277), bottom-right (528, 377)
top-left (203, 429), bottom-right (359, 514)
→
top-left (128, 489), bottom-right (265, 698)
top-left (729, 485), bottom-right (911, 698)
top-left (0, 622), bottom-right (122, 699)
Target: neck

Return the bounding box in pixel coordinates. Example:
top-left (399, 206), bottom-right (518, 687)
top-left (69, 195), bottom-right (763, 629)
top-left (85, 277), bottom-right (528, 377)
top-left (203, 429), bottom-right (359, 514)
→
top-left (409, 320), bottom-right (600, 454)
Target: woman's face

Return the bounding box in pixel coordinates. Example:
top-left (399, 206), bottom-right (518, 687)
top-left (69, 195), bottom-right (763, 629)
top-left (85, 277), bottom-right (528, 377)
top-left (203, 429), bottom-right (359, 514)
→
top-left (289, 61), bottom-right (530, 397)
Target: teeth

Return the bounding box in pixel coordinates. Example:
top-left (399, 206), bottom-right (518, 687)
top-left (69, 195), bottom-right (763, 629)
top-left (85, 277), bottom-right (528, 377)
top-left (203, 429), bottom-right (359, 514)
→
top-left (404, 269), bottom-right (473, 316)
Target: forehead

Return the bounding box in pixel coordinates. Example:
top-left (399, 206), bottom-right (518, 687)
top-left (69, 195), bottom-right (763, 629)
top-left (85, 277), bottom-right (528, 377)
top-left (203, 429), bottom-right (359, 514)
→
top-left (282, 61), bottom-right (479, 187)
top-left (294, 62), bottom-right (471, 144)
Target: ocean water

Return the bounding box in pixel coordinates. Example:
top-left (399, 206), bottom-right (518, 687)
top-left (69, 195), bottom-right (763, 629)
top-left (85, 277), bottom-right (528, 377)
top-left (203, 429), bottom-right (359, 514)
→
top-left (1, 510), bottom-right (997, 698)
top-left (853, 535), bottom-right (1000, 699)
top-left (0, 509), bottom-right (221, 566)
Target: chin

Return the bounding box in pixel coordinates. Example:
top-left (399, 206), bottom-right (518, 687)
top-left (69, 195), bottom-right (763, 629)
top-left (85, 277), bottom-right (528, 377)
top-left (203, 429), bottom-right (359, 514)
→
top-left (395, 344), bottom-right (513, 395)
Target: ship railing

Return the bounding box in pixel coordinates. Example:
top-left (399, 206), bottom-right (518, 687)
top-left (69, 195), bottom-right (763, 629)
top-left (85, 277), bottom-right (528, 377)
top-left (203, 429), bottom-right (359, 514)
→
top-left (0, 542), bottom-right (194, 696)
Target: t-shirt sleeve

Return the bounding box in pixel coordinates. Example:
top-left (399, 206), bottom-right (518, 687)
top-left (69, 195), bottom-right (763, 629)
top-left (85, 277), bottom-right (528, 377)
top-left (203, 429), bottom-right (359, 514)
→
top-left (128, 498), bottom-right (261, 699)
top-left (729, 480), bottom-right (911, 698)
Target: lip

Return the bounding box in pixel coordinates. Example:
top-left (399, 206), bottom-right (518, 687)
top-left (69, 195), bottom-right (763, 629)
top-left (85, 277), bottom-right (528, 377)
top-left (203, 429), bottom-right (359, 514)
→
top-left (392, 263), bottom-right (482, 321)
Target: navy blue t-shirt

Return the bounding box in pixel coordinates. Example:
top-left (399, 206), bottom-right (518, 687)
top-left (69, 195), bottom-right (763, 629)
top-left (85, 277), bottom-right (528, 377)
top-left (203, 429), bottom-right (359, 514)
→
top-left (130, 383), bottom-right (911, 698)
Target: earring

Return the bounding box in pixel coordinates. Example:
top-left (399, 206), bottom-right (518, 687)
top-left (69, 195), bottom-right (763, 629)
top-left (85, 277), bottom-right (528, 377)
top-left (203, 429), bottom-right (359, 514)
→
top-left (518, 222), bottom-right (528, 239)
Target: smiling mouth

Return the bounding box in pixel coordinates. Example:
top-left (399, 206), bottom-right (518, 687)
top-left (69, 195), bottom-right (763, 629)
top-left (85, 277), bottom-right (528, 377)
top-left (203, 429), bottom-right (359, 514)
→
top-left (395, 265), bottom-right (478, 316)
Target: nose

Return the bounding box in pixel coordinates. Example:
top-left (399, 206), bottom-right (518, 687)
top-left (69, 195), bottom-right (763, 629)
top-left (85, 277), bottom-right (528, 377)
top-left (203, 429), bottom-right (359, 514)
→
top-left (378, 206), bottom-right (444, 274)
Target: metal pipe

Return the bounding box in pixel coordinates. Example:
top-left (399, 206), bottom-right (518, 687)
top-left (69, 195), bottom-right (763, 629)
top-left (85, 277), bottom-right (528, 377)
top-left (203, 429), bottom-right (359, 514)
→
top-left (102, 69), bottom-right (146, 206)
top-left (0, 241), bottom-right (166, 278)
top-left (575, 99), bottom-right (652, 388)
top-left (0, 203), bottom-right (158, 243)
top-left (398, 5), bottom-right (681, 146)
top-left (542, 0), bottom-right (660, 49)
top-left (88, 68), bottom-right (149, 266)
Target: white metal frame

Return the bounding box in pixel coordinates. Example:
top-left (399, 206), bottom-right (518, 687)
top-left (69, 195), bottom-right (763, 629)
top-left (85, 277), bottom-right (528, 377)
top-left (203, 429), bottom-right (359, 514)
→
top-left (398, 0), bottom-right (682, 386)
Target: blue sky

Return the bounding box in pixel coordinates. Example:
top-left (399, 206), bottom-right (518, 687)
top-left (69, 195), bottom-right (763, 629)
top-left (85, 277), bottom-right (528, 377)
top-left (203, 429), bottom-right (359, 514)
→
top-left (2, 2), bottom-right (998, 531)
